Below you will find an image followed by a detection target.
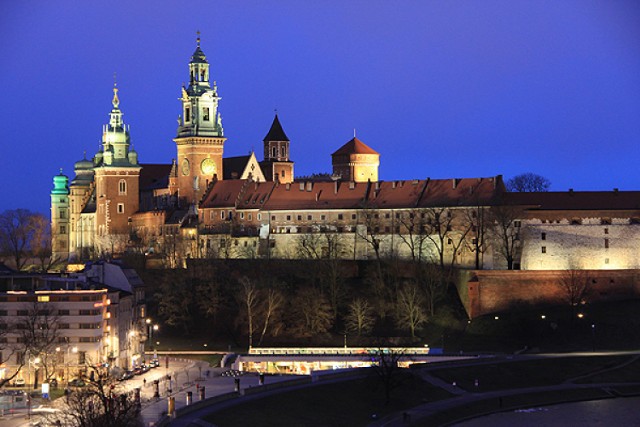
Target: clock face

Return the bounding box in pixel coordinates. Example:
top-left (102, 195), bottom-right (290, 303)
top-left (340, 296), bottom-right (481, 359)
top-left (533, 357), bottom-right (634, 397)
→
top-left (181, 158), bottom-right (190, 176)
top-left (201, 158), bottom-right (216, 175)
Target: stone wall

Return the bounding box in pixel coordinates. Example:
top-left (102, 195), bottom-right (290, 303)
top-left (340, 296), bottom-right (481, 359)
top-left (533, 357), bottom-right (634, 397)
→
top-left (460, 269), bottom-right (640, 319)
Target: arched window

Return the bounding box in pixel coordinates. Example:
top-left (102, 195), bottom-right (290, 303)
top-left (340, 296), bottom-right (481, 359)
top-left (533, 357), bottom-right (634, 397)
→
top-left (119, 179), bottom-right (127, 195)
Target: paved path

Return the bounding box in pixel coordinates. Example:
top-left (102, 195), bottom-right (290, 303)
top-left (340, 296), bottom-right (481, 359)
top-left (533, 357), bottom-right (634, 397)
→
top-left (368, 351), bottom-right (640, 427)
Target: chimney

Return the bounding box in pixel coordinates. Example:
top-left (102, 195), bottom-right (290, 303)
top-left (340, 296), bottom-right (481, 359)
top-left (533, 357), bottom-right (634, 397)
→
top-left (300, 182), bottom-right (305, 191)
top-left (453, 178), bottom-right (460, 189)
top-left (306, 182), bottom-right (313, 192)
top-left (334, 180), bottom-right (338, 194)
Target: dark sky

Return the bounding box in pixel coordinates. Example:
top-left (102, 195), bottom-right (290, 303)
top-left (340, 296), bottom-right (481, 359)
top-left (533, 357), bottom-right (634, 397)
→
top-left (2, 1), bottom-right (640, 215)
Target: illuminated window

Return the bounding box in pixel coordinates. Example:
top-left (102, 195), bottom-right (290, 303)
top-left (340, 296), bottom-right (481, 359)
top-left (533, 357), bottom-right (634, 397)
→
top-left (541, 246), bottom-right (547, 254)
top-left (37, 296), bottom-right (50, 303)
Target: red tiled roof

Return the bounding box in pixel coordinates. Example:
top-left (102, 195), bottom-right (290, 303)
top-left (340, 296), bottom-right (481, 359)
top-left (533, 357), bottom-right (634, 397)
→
top-left (263, 181), bottom-right (369, 211)
top-left (200, 180), bottom-right (249, 208)
top-left (331, 137), bottom-right (379, 156)
top-left (415, 177), bottom-right (503, 208)
top-left (506, 191), bottom-right (640, 211)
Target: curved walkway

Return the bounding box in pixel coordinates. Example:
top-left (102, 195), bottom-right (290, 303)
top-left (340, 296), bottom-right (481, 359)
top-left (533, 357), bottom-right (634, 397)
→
top-left (368, 352), bottom-right (640, 426)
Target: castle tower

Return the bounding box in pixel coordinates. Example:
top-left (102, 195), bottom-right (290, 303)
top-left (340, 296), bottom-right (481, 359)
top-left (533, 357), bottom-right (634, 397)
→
top-left (93, 84), bottom-right (141, 240)
top-left (331, 136), bottom-right (380, 183)
top-left (261, 114), bottom-right (294, 183)
top-left (51, 171), bottom-right (70, 261)
top-left (174, 33), bottom-right (226, 204)
top-left (68, 155), bottom-right (95, 259)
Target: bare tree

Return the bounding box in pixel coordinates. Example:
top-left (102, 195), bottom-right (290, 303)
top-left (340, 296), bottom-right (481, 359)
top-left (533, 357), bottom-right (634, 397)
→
top-left (463, 206), bottom-right (490, 270)
top-left (424, 208), bottom-right (472, 269)
top-left (257, 288), bottom-right (285, 346)
top-left (489, 204), bottom-right (524, 270)
top-left (290, 287), bottom-right (334, 337)
top-left (507, 173), bottom-right (551, 192)
top-left (155, 272), bottom-right (194, 334)
top-left (344, 298), bottom-right (375, 336)
top-left (356, 207), bottom-right (386, 263)
top-left (369, 347), bottom-right (408, 405)
top-left (559, 269), bottom-right (591, 310)
top-left (396, 209), bottom-right (430, 262)
top-left (416, 262), bottom-right (448, 316)
top-left (238, 276), bottom-right (259, 348)
top-left (395, 283), bottom-right (427, 338)
top-left (0, 209), bottom-right (41, 270)
top-left (29, 213), bottom-right (57, 272)
top-left (46, 364), bottom-right (142, 426)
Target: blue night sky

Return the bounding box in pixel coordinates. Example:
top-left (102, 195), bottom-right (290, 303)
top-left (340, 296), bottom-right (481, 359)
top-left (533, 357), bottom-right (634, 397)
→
top-left (1, 1), bottom-right (640, 215)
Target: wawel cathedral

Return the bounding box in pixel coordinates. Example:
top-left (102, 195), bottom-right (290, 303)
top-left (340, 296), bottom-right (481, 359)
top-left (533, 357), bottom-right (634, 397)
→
top-left (51, 37), bottom-right (640, 272)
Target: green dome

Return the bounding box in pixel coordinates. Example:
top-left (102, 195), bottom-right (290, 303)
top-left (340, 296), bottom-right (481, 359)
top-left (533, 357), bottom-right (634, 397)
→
top-left (74, 157), bottom-right (93, 171)
top-left (51, 172), bottom-right (69, 195)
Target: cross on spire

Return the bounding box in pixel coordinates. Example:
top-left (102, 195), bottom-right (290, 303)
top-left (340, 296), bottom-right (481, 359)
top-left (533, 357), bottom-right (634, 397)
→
top-left (196, 30), bottom-right (201, 47)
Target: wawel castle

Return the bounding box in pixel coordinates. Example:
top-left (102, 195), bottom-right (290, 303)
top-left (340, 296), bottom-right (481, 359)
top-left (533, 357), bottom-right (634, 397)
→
top-left (51, 37), bottom-right (640, 273)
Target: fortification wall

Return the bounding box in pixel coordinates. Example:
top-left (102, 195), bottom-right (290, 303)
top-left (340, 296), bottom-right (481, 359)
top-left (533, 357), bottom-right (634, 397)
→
top-left (461, 269), bottom-right (640, 319)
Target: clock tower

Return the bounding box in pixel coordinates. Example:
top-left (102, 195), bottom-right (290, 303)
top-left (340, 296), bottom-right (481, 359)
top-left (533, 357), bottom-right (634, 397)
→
top-left (174, 33), bottom-right (226, 205)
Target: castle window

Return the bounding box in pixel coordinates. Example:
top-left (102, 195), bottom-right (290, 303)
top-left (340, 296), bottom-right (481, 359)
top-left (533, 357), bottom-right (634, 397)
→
top-left (185, 107), bottom-right (191, 122)
top-left (271, 215), bottom-right (276, 221)
top-left (307, 215), bottom-right (312, 220)
top-left (60, 225), bottom-right (66, 234)
top-left (604, 228), bottom-right (609, 234)
top-left (541, 232), bottom-right (546, 240)
top-left (248, 213), bottom-right (252, 221)
top-left (203, 108), bottom-right (210, 121)
top-left (117, 203), bottom-right (124, 214)
top-left (240, 212), bottom-right (245, 220)
top-left (571, 218), bottom-right (582, 225)
top-left (472, 238), bottom-right (478, 245)
top-left (514, 220), bottom-right (521, 228)
top-left (338, 214), bottom-right (343, 220)
top-left (118, 179), bottom-right (127, 195)
top-left (321, 215), bottom-right (326, 221)
top-left (297, 215), bottom-right (302, 221)
top-left (352, 214), bottom-right (357, 220)
top-left (605, 238), bottom-right (609, 249)
top-left (272, 147), bottom-right (277, 158)
top-left (541, 246), bottom-right (546, 254)
top-left (59, 209), bottom-right (66, 219)
top-left (601, 218), bottom-right (611, 225)
top-left (605, 258), bottom-right (610, 264)
top-left (286, 215), bottom-right (291, 221)
top-left (447, 238), bottom-right (453, 245)
top-left (257, 213), bottom-right (262, 221)
top-left (281, 147), bottom-right (286, 157)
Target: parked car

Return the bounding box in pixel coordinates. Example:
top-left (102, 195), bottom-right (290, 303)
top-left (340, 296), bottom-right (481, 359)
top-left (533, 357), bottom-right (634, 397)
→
top-left (150, 359), bottom-right (160, 368)
top-left (68, 378), bottom-right (85, 387)
top-left (13, 378), bottom-right (25, 387)
top-left (118, 370), bottom-right (134, 381)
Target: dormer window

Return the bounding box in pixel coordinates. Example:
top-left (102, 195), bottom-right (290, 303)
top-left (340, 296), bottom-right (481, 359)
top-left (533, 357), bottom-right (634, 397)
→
top-left (203, 108), bottom-right (210, 121)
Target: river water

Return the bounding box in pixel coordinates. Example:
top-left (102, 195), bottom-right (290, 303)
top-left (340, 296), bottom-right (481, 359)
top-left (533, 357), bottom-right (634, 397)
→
top-left (454, 397), bottom-right (640, 426)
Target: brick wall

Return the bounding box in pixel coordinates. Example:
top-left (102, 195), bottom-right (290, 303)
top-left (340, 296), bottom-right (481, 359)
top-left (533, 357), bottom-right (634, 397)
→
top-left (460, 269), bottom-right (640, 319)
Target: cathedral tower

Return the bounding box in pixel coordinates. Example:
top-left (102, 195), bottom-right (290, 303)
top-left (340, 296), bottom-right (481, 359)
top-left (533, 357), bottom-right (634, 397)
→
top-left (174, 33), bottom-right (226, 204)
top-left (93, 84), bottom-right (141, 241)
top-left (51, 171), bottom-right (70, 261)
top-left (261, 114), bottom-right (294, 183)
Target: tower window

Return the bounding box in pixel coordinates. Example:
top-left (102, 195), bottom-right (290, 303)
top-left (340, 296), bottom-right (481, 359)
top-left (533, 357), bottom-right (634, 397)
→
top-left (605, 238), bottom-right (609, 249)
top-left (60, 225), bottom-right (66, 234)
top-left (117, 203), bottom-right (124, 214)
top-left (118, 179), bottom-right (127, 195)
top-left (541, 246), bottom-right (547, 254)
top-left (185, 107), bottom-right (191, 122)
top-left (541, 232), bottom-right (546, 240)
top-left (272, 147), bottom-right (277, 158)
top-left (203, 108), bottom-right (210, 121)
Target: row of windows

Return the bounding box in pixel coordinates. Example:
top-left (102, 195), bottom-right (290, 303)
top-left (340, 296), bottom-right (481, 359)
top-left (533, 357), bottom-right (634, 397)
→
top-left (541, 239), bottom-right (611, 254)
